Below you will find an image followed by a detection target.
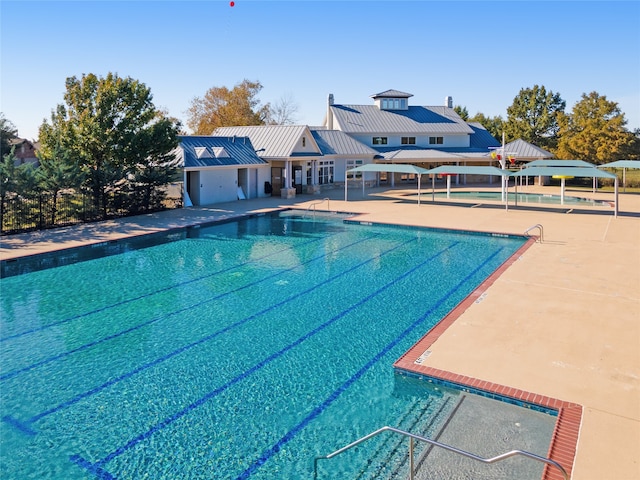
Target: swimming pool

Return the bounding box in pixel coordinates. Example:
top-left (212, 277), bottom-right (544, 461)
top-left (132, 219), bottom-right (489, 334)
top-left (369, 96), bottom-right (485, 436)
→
top-left (431, 191), bottom-right (610, 206)
top-left (1, 211), bottom-right (531, 479)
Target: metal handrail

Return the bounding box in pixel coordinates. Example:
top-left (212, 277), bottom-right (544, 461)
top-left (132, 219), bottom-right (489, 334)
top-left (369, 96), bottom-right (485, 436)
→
top-left (524, 223), bottom-right (544, 242)
top-left (313, 425), bottom-right (568, 480)
top-left (306, 198), bottom-right (330, 216)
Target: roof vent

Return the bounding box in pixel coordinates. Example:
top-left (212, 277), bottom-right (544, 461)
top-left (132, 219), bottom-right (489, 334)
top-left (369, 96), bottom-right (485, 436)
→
top-left (194, 147), bottom-right (213, 159)
top-left (445, 96), bottom-right (453, 108)
top-left (212, 147), bottom-right (230, 158)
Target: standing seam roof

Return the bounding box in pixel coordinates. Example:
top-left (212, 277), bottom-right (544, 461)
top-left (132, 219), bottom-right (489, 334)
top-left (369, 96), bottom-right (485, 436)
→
top-left (178, 136), bottom-right (267, 168)
top-left (212, 125), bottom-right (318, 157)
top-left (331, 105), bottom-right (474, 134)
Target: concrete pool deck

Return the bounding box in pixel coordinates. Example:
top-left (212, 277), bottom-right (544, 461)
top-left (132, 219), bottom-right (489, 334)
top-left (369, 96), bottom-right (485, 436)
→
top-left (1, 185), bottom-right (638, 480)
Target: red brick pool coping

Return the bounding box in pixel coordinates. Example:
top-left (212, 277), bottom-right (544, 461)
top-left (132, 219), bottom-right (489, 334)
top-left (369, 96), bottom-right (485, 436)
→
top-left (393, 236), bottom-right (582, 480)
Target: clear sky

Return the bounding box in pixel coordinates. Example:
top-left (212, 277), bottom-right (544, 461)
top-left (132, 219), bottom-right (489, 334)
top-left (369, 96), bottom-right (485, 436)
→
top-left (2, 0), bottom-right (639, 141)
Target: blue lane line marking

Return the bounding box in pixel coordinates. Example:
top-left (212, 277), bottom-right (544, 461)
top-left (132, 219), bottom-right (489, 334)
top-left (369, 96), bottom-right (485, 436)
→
top-left (235, 247), bottom-right (504, 479)
top-left (70, 242), bottom-right (459, 478)
top-left (0, 234), bottom-right (376, 382)
top-left (3, 236), bottom-right (415, 434)
top-left (69, 455), bottom-right (115, 480)
top-left (0, 232), bottom-right (337, 343)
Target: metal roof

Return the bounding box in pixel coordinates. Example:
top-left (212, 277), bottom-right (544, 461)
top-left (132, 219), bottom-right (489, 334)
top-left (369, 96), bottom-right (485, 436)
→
top-left (347, 163), bottom-right (430, 174)
top-left (527, 159), bottom-right (594, 167)
top-left (467, 123), bottom-right (501, 150)
top-left (511, 166), bottom-right (616, 179)
top-left (310, 129), bottom-right (378, 157)
top-left (370, 89), bottom-right (413, 98)
top-left (426, 165), bottom-right (511, 176)
top-left (598, 160), bottom-right (640, 169)
top-left (178, 136), bottom-right (267, 168)
top-left (377, 148), bottom-right (464, 162)
top-left (502, 139), bottom-right (554, 159)
top-left (330, 104), bottom-right (474, 135)
top-left (212, 125), bottom-right (319, 158)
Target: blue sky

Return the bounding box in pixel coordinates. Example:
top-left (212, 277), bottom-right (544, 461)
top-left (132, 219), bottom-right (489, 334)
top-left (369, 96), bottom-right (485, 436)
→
top-left (2, 0), bottom-right (639, 141)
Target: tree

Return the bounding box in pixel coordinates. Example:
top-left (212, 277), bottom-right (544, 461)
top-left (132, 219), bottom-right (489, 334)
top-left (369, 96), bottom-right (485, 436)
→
top-left (555, 92), bottom-right (635, 164)
top-left (454, 105), bottom-right (469, 121)
top-left (468, 112), bottom-right (505, 142)
top-left (1, 113), bottom-right (18, 158)
top-left (0, 148), bottom-right (39, 230)
top-left (186, 79), bottom-right (270, 134)
top-left (504, 85), bottom-right (565, 150)
top-left (0, 149), bottom-right (18, 229)
top-left (127, 112), bottom-right (182, 212)
top-left (268, 93), bottom-right (299, 125)
top-left (38, 73), bottom-right (181, 219)
top-left (623, 129), bottom-right (640, 160)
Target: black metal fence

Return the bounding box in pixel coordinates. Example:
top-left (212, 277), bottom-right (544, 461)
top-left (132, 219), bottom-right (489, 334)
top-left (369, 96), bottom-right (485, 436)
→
top-left (1, 190), bottom-right (182, 235)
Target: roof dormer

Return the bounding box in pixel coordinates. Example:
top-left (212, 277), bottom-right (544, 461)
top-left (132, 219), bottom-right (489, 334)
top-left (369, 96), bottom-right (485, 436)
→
top-left (371, 89), bottom-right (412, 111)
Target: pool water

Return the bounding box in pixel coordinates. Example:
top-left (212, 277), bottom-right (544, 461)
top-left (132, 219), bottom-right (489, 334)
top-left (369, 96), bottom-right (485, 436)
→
top-left (1, 212), bottom-right (528, 479)
top-left (432, 191), bottom-right (610, 206)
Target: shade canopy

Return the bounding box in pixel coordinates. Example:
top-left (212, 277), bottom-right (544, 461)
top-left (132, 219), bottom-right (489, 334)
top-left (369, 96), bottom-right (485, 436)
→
top-left (425, 165), bottom-right (511, 176)
top-left (347, 163), bottom-right (431, 175)
top-left (526, 159), bottom-right (595, 168)
top-left (345, 163), bottom-right (430, 204)
top-left (597, 160), bottom-right (640, 169)
top-left (510, 166), bottom-right (616, 179)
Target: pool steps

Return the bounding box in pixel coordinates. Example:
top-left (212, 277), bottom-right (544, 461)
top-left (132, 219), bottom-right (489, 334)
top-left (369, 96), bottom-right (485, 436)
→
top-left (316, 391), bottom-right (565, 480)
top-left (314, 423), bottom-right (568, 480)
top-left (354, 394), bottom-right (456, 479)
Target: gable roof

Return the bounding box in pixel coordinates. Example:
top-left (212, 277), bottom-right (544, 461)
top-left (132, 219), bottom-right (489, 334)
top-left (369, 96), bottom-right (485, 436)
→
top-left (212, 125), bottom-right (320, 158)
top-left (178, 136), bottom-right (267, 168)
top-left (371, 89), bottom-right (413, 99)
top-left (310, 129), bottom-right (378, 157)
top-left (503, 139), bottom-right (554, 159)
top-left (330, 104), bottom-right (474, 135)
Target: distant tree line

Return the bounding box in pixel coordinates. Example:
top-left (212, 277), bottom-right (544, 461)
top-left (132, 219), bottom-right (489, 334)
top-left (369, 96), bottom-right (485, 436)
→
top-left (2, 75), bottom-right (639, 233)
top-left (454, 85), bottom-right (639, 163)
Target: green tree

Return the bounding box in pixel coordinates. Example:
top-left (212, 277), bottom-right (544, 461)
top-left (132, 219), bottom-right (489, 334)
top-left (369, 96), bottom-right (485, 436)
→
top-left (504, 85), bottom-right (565, 150)
top-left (127, 113), bottom-right (181, 212)
top-left (1, 113), bottom-right (18, 158)
top-left (38, 73), bottom-right (181, 219)
top-left (36, 145), bottom-right (83, 225)
top-left (0, 149), bottom-right (18, 229)
top-left (555, 92), bottom-right (634, 164)
top-left (0, 148), bottom-right (39, 231)
top-left (187, 79), bottom-right (270, 134)
top-left (454, 105), bottom-right (469, 121)
top-left (619, 128), bottom-right (640, 160)
top-left (469, 112), bottom-right (505, 142)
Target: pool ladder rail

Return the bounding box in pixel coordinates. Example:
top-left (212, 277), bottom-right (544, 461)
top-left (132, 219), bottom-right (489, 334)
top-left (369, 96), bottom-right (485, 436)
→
top-left (524, 224), bottom-right (544, 243)
top-left (313, 425), bottom-right (568, 480)
top-left (305, 198), bottom-right (331, 217)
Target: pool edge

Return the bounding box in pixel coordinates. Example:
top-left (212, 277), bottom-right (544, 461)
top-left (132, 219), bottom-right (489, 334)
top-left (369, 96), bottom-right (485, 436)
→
top-left (393, 236), bottom-right (582, 480)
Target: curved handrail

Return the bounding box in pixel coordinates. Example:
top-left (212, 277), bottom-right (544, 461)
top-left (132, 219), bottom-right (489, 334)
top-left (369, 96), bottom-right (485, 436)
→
top-left (524, 223), bottom-right (544, 243)
top-left (313, 425), bottom-right (568, 480)
top-left (305, 198), bottom-right (330, 216)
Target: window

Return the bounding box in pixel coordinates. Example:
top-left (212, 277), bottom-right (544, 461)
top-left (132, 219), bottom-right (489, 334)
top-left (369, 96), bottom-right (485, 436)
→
top-left (318, 160), bottom-right (334, 185)
top-left (401, 137), bottom-right (416, 145)
top-left (381, 98), bottom-right (407, 110)
top-left (372, 137), bottom-right (388, 145)
top-left (346, 159), bottom-right (363, 179)
top-left (302, 137), bottom-right (306, 147)
top-left (429, 136), bottom-right (444, 145)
